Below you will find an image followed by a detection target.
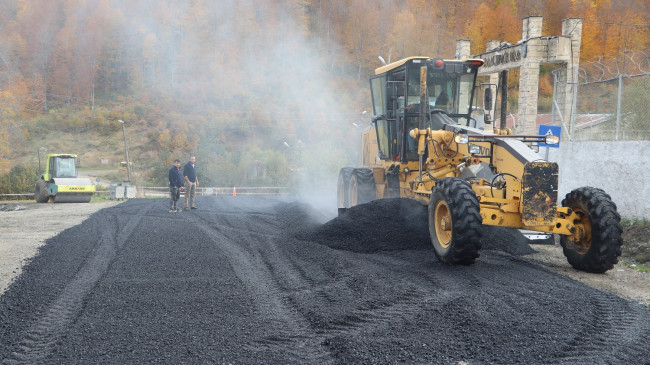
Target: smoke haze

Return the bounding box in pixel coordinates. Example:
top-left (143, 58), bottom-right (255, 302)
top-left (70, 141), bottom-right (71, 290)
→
top-left (118, 0), bottom-right (363, 214)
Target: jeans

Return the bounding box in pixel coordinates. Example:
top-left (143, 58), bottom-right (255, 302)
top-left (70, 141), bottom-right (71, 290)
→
top-left (169, 187), bottom-right (180, 209)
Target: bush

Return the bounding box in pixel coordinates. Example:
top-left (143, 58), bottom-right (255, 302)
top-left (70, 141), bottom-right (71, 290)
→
top-left (0, 164), bottom-right (40, 200)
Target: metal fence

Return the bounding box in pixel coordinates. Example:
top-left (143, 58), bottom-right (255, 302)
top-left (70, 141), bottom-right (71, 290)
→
top-left (479, 50), bottom-right (650, 141)
top-left (572, 50), bottom-right (650, 141)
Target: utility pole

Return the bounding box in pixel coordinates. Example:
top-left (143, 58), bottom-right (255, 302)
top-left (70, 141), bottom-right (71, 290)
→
top-left (117, 120), bottom-right (132, 182)
top-left (500, 70), bottom-right (508, 134)
top-left (38, 147), bottom-right (47, 173)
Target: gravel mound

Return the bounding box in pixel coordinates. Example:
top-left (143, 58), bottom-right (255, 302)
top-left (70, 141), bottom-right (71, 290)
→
top-left (302, 198), bottom-right (535, 256)
top-left (305, 198), bottom-right (430, 253)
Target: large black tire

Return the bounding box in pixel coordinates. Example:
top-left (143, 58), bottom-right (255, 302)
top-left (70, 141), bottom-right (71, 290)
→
top-left (34, 180), bottom-right (50, 203)
top-left (560, 187), bottom-right (623, 273)
top-left (337, 167), bottom-right (354, 215)
top-left (428, 178), bottom-right (483, 265)
top-left (349, 168), bottom-right (376, 207)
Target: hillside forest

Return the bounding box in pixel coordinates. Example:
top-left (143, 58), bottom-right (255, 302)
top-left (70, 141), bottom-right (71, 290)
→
top-left (0, 0), bottom-right (648, 191)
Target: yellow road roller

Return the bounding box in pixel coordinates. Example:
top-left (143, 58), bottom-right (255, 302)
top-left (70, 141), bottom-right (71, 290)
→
top-left (35, 154), bottom-right (95, 203)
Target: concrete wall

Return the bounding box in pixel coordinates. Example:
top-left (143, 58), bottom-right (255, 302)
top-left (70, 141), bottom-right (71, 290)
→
top-left (545, 141), bottom-right (650, 220)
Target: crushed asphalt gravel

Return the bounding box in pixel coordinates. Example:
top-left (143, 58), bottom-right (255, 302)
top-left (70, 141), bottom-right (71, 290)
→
top-left (1, 196), bottom-right (648, 364)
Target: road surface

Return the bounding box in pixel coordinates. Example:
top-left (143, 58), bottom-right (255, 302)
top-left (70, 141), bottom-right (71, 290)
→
top-left (1, 196), bottom-right (648, 364)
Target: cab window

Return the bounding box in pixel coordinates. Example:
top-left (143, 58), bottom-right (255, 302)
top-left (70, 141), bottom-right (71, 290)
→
top-left (370, 76), bottom-right (385, 117)
top-left (370, 75), bottom-right (391, 159)
top-left (55, 158), bottom-right (76, 177)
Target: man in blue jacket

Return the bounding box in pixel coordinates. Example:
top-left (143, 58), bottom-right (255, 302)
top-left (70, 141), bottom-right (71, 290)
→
top-left (168, 159), bottom-right (184, 212)
top-left (183, 155), bottom-right (199, 211)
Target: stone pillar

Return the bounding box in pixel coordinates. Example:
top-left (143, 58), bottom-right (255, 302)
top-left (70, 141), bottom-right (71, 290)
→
top-left (555, 18), bottom-right (582, 140)
top-left (485, 40), bottom-right (500, 132)
top-left (522, 15), bottom-right (543, 40)
top-left (517, 16), bottom-right (544, 135)
top-left (455, 39), bottom-right (471, 60)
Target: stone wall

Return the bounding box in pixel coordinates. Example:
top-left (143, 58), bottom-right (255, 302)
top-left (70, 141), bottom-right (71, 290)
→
top-left (545, 141), bottom-right (650, 220)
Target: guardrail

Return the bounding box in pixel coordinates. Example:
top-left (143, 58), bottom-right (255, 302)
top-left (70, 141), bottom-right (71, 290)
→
top-left (1, 186), bottom-right (291, 200)
top-left (139, 186), bottom-right (290, 197)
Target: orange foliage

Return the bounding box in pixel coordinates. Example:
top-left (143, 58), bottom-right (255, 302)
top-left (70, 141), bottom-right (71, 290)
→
top-left (0, 0), bottom-right (647, 166)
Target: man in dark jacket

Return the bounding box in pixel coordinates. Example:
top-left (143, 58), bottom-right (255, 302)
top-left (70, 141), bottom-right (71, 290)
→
top-left (183, 155), bottom-right (199, 210)
top-left (168, 159), bottom-right (184, 212)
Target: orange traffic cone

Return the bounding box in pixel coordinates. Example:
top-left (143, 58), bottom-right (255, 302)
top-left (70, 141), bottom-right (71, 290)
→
top-left (233, 186), bottom-right (237, 196)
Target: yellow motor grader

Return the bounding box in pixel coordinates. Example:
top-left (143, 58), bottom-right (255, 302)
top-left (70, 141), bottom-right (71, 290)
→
top-left (338, 56), bottom-right (622, 273)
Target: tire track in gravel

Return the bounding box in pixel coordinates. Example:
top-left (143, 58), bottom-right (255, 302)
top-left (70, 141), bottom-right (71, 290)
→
top-left (307, 252), bottom-right (467, 335)
top-left (3, 201), bottom-right (154, 365)
top-left (551, 292), bottom-right (650, 364)
top-left (180, 200), bottom-right (334, 364)
top-left (471, 251), bottom-right (650, 364)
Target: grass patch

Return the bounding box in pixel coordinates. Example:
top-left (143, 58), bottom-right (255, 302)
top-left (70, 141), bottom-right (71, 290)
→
top-left (90, 194), bottom-right (111, 202)
top-left (620, 218), bottom-right (650, 265)
top-left (622, 261), bottom-right (650, 273)
top-left (0, 204), bottom-right (15, 211)
top-left (621, 218), bottom-right (650, 228)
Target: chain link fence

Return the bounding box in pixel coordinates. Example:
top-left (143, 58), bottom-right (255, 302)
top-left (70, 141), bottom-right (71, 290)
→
top-left (572, 49), bottom-right (650, 141)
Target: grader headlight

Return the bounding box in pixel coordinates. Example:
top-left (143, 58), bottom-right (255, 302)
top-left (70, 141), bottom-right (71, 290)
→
top-left (454, 134), bottom-right (469, 144)
top-left (468, 144), bottom-right (482, 155)
top-left (545, 135), bottom-right (560, 145)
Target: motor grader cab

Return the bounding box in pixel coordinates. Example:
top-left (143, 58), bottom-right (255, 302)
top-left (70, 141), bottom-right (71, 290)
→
top-left (338, 56), bottom-right (622, 273)
top-left (35, 154), bottom-right (95, 203)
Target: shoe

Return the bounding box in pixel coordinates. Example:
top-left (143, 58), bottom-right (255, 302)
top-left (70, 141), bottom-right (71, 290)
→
top-left (184, 208), bottom-right (190, 211)
top-left (169, 209), bottom-right (174, 213)
top-left (191, 207), bottom-right (198, 210)
top-left (175, 209), bottom-right (180, 213)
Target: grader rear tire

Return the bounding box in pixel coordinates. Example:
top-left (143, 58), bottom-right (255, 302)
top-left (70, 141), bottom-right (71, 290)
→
top-left (34, 180), bottom-right (50, 203)
top-left (349, 168), bottom-right (375, 207)
top-left (428, 178), bottom-right (483, 265)
top-left (560, 187), bottom-right (623, 273)
top-left (337, 168), bottom-right (354, 216)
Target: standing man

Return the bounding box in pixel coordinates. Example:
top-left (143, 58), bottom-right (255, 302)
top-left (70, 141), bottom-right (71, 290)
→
top-left (168, 159), bottom-right (184, 212)
top-left (183, 155), bottom-right (199, 210)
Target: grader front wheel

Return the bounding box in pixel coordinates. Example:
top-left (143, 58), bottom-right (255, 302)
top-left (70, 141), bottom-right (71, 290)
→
top-left (428, 178), bottom-right (483, 265)
top-left (560, 187), bottom-right (623, 273)
top-left (433, 200), bottom-right (453, 248)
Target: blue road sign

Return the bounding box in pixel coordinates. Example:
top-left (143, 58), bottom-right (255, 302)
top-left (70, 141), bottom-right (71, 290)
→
top-left (538, 125), bottom-right (561, 148)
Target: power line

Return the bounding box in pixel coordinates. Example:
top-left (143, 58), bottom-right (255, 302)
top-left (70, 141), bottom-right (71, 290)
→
top-left (583, 21), bottom-right (650, 28)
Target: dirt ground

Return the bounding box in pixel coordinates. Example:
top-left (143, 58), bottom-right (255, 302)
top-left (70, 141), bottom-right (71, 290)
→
top-left (1, 199), bottom-right (648, 307)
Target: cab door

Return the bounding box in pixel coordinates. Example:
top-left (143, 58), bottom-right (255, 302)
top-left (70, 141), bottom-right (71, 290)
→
top-left (369, 75), bottom-right (393, 161)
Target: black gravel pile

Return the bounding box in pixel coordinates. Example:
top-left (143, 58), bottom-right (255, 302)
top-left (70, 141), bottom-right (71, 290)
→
top-left (304, 198), bottom-right (430, 253)
top-left (303, 198), bottom-right (534, 256)
top-left (481, 225), bottom-right (537, 255)
top-left (1, 196), bottom-right (648, 365)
